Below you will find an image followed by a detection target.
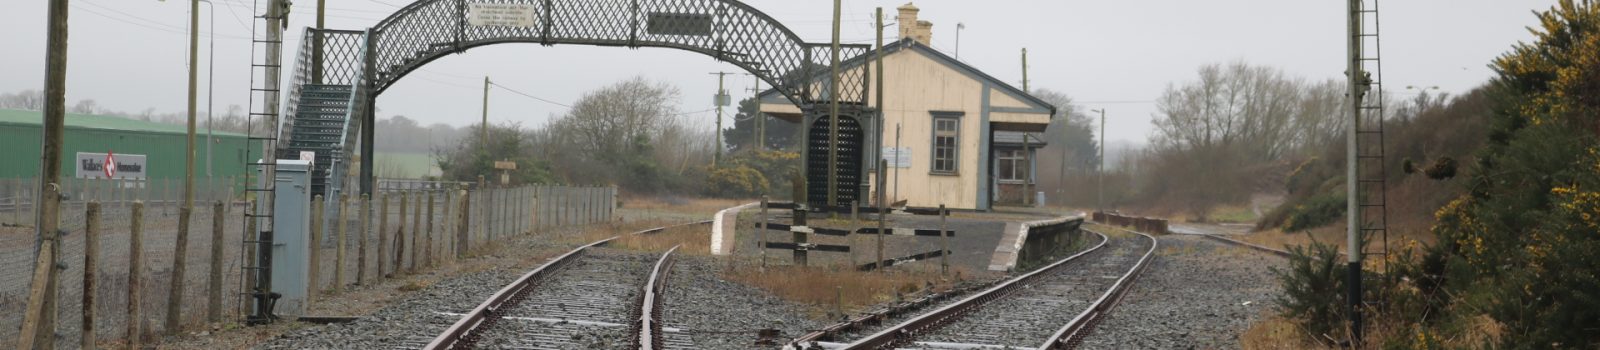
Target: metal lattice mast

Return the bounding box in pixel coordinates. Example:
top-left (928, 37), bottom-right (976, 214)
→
top-left (240, 0), bottom-right (286, 324)
top-left (1345, 0), bottom-right (1388, 342)
top-left (1357, 0), bottom-right (1390, 273)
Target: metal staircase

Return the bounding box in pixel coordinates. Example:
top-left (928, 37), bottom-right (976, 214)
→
top-left (280, 84), bottom-right (355, 199)
top-left (276, 28), bottom-right (370, 202)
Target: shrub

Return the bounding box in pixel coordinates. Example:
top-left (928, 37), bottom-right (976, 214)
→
top-left (1272, 242), bottom-right (1349, 342)
top-left (1282, 193), bottom-right (1346, 232)
top-left (1423, 157), bottom-right (1456, 180)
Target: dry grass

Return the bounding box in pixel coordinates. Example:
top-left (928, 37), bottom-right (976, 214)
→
top-left (622, 196), bottom-right (751, 216)
top-left (722, 263), bottom-right (972, 319)
top-left (608, 224), bottom-right (714, 255)
top-left (1241, 314), bottom-right (1319, 350)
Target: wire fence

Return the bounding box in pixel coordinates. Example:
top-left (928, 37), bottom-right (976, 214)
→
top-left (1, 177), bottom-right (615, 348)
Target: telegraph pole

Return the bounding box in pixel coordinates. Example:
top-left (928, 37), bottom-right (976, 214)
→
top-left (481, 76), bottom-right (490, 147)
top-left (167, 0), bottom-right (202, 333)
top-left (1091, 109), bottom-right (1105, 214)
top-left (1344, 0), bottom-right (1365, 343)
top-left (1021, 48), bottom-right (1030, 93)
top-left (711, 72), bottom-right (732, 165)
top-left (19, 0), bottom-right (69, 347)
top-left (876, 7), bottom-right (886, 205)
top-left (746, 74), bottom-right (764, 151)
top-left (311, 0), bottom-right (325, 83)
top-left (827, 0), bottom-right (842, 211)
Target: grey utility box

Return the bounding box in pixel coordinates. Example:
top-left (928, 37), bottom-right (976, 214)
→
top-left (260, 159), bottom-right (313, 317)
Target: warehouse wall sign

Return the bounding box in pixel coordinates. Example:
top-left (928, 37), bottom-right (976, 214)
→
top-left (76, 151), bottom-right (147, 179)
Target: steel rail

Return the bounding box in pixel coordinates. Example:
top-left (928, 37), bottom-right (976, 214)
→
top-left (833, 230), bottom-right (1112, 350)
top-left (1189, 233), bottom-right (1292, 258)
top-left (1038, 227), bottom-right (1159, 349)
top-left (423, 220), bottom-right (711, 350)
top-left (634, 244), bottom-right (681, 350)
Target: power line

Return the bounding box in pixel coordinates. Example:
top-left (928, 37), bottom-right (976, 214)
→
top-left (489, 82), bottom-right (573, 108)
top-left (70, 3), bottom-right (251, 40)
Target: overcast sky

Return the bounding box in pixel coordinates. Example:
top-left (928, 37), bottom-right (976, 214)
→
top-left (0, 0), bottom-right (1558, 145)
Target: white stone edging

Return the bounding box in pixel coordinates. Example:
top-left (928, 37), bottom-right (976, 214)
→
top-left (710, 202), bottom-right (759, 255)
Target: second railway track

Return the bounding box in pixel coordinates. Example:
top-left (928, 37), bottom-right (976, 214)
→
top-left (834, 226), bottom-right (1157, 350)
top-left (426, 221), bottom-right (708, 350)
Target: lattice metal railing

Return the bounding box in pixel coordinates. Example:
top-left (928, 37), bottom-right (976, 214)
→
top-left (367, 0), bottom-right (872, 107)
top-left (329, 31), bottom-right (373, 198)
top-left (281, 29), bottom-right (367, 149)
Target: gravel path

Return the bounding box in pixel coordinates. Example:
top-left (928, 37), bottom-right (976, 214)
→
top-left (661, 256), bottom-right (824, 350)
top-left (916, 230), bottom-right (1149, 348)
top-left (1079, 234), bottom-right (1284, 349)
top-left (253, 269), bottom-right (517, 349)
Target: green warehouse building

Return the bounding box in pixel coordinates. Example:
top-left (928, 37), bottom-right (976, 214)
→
top-left (0, 108), bottom-right (261, 188)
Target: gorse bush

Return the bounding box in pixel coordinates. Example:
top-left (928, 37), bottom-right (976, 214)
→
top-left (1272, 242), bottom-right (1349, 341)
top-left (1281, 193), bottom-right (1345, 232)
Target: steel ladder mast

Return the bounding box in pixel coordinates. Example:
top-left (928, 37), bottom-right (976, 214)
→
top-left (1355, 0), bottom-right (1390, 279)
top-left (1350, 0), bottom-right (1388, 318)
top-left (238, 0), bottom-right (287, 324)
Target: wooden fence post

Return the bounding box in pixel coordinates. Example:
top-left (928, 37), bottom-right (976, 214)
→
top-left (442, 190), bottom-right (452, 262)
top-left (357, 194), bottom-right (369, 284)
top-left (457, 190), bottom-right (470, 259)
top-left (335, 194), bottom-right (347, 293)
top-left (309, 195), bottom-right (323, 302)
top-left (128, 201), bottom-right (145, 350)
top-left (83, 201), bottom-right (100, 350)
top-left (395, 191), bottom-right (407, 275)
top-left (244, 200), bottom-right (257, 302)
top-left (207, 201), bottom-right (225, 322)
top-left (425, 191), bottom-right (434, 268)
top-left (411, 191), bottom-right (421, 273)
top-left (377, 192), bottom-right (388, 277)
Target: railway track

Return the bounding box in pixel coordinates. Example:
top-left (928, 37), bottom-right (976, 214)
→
top-left (830, 226), bottom-right (1158, 350)
top-left (424, 221), bottom-right (709, 350)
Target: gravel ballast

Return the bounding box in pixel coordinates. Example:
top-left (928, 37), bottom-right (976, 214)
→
top-left (1078, 233), bottom-right (1285, 349)
top-left (915, 230), bottom-right (1150, 347)
top-left (662, 255), bottom-right (825, 349)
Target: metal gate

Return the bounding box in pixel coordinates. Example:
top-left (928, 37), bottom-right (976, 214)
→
top-left (807, 114), bottom-right (864, 209)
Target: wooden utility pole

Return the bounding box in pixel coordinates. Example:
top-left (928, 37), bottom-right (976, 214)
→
top-left (827, 0), bottom-right (842, 210)
top-left (481, 77), bottom-right (490, 147)
top-left (168, 0), bottom-right (201, 333)
top-left (311, 0), bottom-right (325, 83)
top-left (1021, 48), bottom-right (1030, 93)
top-left (20, 0), bottom-right (70, 347)
top-left (711, 72), bottom-right (732, 166)
top-left (747, 74), bottom-right (765, 151)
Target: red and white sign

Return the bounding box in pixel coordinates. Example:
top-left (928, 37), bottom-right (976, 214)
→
top-left (103, 151), bottom-right (117, 178)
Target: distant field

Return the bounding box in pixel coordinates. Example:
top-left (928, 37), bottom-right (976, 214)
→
top-left (374, 152), bottom-right (440, 179)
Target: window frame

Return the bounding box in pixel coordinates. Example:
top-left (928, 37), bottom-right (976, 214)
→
top-left (929, 111), bottom-right (963, 176)
top-left (997, 148), bottom-right (1029, 183)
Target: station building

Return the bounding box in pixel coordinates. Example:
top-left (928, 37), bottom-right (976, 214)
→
top-left (0, 108), bottom-right (260, 184)
top-left (758, 3), bottom-right (1054, 211)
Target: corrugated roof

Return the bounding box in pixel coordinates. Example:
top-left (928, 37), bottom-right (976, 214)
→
top-left (0, 108), bottom-right (248, 137)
